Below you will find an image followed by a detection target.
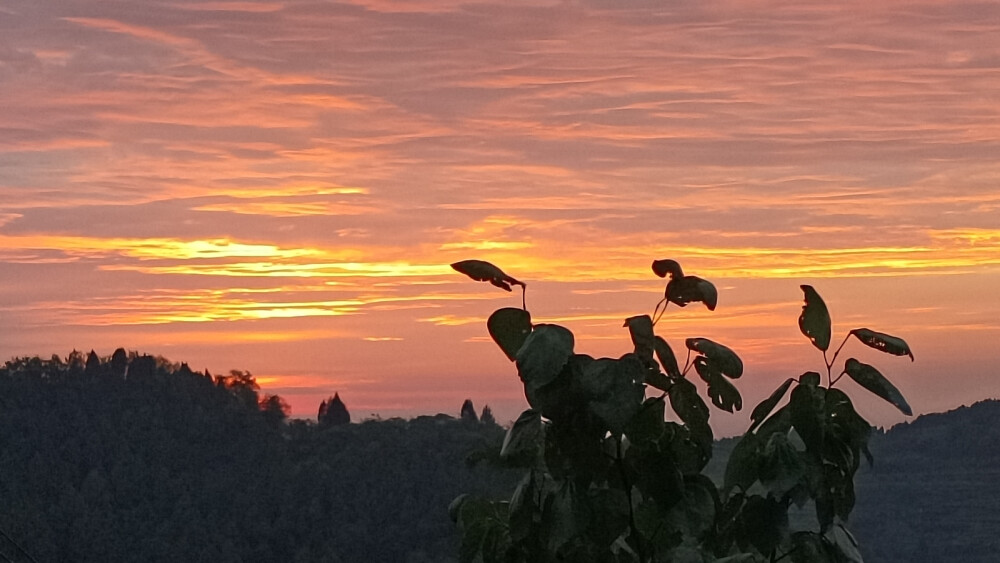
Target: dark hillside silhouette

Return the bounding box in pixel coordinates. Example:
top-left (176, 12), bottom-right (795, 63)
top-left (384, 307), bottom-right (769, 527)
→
top-left (1, 351), bottom-right (996, 562)
top-left (0, 351), bottom-right (516, 563)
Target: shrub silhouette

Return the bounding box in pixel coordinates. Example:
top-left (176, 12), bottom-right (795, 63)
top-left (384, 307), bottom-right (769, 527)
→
top-left (451, 259), bottom-right (913, 563)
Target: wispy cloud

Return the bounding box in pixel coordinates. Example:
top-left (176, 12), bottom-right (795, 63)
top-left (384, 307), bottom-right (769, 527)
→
top-left (2, 0), bottom-right (999, 427)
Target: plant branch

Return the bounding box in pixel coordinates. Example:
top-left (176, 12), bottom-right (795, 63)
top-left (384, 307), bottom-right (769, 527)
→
top-left (831, 369), bottom-right (847, 387)
top-left (829, 333), bottom-right (851, 369)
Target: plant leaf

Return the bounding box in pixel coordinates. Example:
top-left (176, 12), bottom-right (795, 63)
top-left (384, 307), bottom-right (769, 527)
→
top-left (578, 355), bottom-right (646, 434)
top-left (666, 275), bottom-right (718, 311)
top-left (724, 433), bottom-right (760, 494)
top-left (624, 314), bottom-right (656, 366)
top-left (451, 259), bottom-right (525, 292)
top-left (654, 336), bottom-right (682, 378)
top-left (824, 520), bottom-right (863, 563)
top-left (844, 358), bottom-right (912, 416)
top-left (798, 285), bottom-right (831, 351)
top-left (850, 328), bottom-right (914, 361)
top-left (500, 409), bottom-right (543, 461)
top-left (516, 324), bottom-right (575, 388)
top-left (668, 377), bottom-right (710, 429)
top-left (749, 377), bottom-right (795, 432)
top-left (700, 365), bottom-right (743, 413)
top-left (487, 307), bottom-right (532, 361)
top-left (652, 258), bottom-right (684, 279)
top-left (685, 337), bottom-right (743, 378)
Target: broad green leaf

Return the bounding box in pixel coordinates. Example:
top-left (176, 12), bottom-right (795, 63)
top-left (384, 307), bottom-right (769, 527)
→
top-left (651, 258), bottom-right (684, 279)
top-left (844, 358), bottom-right (912, 416)
top-left (500, 409), bottom-right (543, 461)
top-left (585, 487), bottom-right (632, 548)
top-left (790, 532), bottom-right (836, 563)
top-left (667, 275), bottom-right (719, 311)
top-left (686, 337), bottom-right (743, 378)
top-left (824, 520), bottom-right (863, 563)
top-left (579, 355), bottom-right (646, 434)
top-left (487, 307), bottom-right (532, 361)
top-left (724, 433), bottom-right (760, 495)
top-left (625, 397), bottom-right (666, 445)
top-left (654, 336), bottom-right (682, 378)
top-left (664, 475), bottom-right (718, 539)
top-left (825, 388), bottom-right (874, 467)
top-left (668, 377), bottom-right (710, 428)
top-left (759, 432), bottom-right (807, 499)
top-left (789, 382), bottom-right (826, 456)
top-left (509, 473), bottom-right (538, 542)
top-left (850, 328), bottom-right (914, 361)
top-left (695, 359), bottom-right (743, 413)
top-left (749, 378), bottom-right (795, 432)
top-left (739, 495), bottom-right (789, 555)
top-left (542, 483), bottom-right (582, 552)
top-left (451, 259), bottom-right (525, 292)
top-left (516, 324), bottom-right (574, 388)
top-left (798, 285), bottom-right (831, 351)
top-left (756, 404), bottom-right (792, 438)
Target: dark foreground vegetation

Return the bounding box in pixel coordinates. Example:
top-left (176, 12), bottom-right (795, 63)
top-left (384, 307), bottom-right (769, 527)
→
top-left (1, 351), bottom-right (998, 562)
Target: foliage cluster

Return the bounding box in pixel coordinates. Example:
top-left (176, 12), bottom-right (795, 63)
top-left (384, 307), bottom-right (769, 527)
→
top-left (450, 259), bottom-right (914, 563)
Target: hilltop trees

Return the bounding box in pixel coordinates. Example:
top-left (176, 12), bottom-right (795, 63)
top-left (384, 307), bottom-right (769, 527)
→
top-left (0, 352), bottom-right (516, 562)
top-left (319, 392), bottom-right (351, 426)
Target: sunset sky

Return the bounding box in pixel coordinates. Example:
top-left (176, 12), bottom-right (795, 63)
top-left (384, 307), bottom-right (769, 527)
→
top-left (2, 0), bottom-right (999, 434)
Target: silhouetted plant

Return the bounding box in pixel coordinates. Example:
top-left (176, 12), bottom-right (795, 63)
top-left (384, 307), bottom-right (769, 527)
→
top-left (450, 259), bottom-right (913, 563)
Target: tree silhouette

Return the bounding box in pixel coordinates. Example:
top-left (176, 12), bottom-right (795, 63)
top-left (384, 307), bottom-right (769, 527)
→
top-left (318, 393), bottom-right (351, 426)
top-left (460, 399), bottom-right (478, 423)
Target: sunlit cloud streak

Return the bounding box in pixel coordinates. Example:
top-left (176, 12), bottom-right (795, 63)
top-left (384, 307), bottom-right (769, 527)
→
top-left (2, 0), bottom-right (999, 427)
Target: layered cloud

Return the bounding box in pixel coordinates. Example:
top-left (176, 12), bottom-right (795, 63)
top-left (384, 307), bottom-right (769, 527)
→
top-left (2, 0), bottom-right (998, 428)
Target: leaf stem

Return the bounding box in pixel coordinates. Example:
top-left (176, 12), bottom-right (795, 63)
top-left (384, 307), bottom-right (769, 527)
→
top-left (829, 334), bottom-right (851, 369)
top-left (831, 370), bottom-right (847, 387)
top-left (521, 285), bottom-right (527, 311)
top-left (652, 298), bottom-right (668, 326)
top-left (681, 348), bottom-right (692, 377)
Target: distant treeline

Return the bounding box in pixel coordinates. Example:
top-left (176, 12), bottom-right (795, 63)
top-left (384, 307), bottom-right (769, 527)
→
top-left (0, 351), bottom-right (516, 562)
top-left (1, 351), bottom-right (998, 562)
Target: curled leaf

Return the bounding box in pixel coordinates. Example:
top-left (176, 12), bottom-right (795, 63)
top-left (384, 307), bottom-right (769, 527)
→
top-left (666, 275), bottom-right (718, 311)
top-left (488, 308), bottom-right (532, 361)
top-left (798, 285), bottom-right (831, 351)
top-left (652, 259), bottom-right (684, 279)
top-left (850, 328), bottom-right (914, 361)
top-left (451, 259), bottom-right (525, 292)
top-left (624, 315), bottom-right (656, 366)
top-left (843, 358), bottom-right (912, 416)
top-left (686, 337), bottom-right (743, 378)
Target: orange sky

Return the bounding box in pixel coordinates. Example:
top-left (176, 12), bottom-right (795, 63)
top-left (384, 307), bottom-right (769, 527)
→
top-left (2, 0), bottom-right (999, 435)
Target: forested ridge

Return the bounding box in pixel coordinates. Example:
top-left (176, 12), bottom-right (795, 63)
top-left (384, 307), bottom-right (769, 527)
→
top-left (1, 351), bottom-right (997, 562)
top-left (0, 351), bottom-right (517, 562)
